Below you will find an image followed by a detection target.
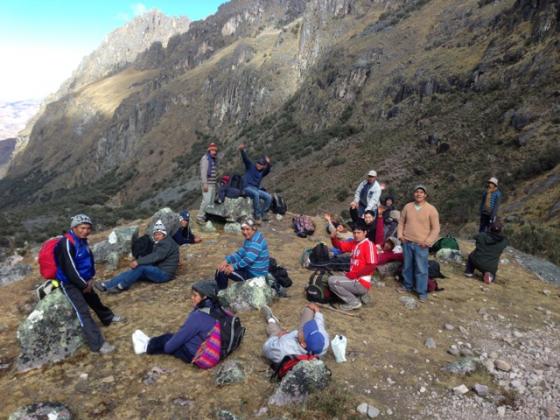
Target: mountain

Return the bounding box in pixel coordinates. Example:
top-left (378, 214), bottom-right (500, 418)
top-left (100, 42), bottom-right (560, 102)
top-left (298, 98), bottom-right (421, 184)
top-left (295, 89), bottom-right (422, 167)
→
top-left (0, 100), bottom-right (40, 139)
top-left (0, 138), bottom-right (16, 178)
top-left (1, 0), bottom-right (559, 263)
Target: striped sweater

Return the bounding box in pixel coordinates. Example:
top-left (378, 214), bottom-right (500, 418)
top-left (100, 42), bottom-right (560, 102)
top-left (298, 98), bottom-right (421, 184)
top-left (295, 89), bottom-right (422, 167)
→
top-left (226, 231), bottom-right (269, 277)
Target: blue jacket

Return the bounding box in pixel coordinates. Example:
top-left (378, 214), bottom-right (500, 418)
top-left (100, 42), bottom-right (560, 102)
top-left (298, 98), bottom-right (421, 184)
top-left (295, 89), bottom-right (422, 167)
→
top-left (226, 230), bottom-right (269, 277)
top-left (241, 150), bottom-right (271, 189)
top-left (55, 231), bottom-right (95, 289)
top-left (164, 299), bottom-right (217, 357)
top-left (480, 190), bottom-right (502, 219)
top-left (173, 226), bottom-right (196, 246)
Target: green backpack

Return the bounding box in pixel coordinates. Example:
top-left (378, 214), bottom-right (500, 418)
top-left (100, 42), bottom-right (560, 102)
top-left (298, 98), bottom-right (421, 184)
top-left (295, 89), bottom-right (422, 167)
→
top-left (430, 235), bottom-right (460, 254)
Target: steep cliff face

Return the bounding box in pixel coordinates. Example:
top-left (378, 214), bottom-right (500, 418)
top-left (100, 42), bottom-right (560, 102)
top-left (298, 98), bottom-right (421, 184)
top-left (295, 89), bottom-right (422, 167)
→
top-left (1, 0), bottom-right (560, 263)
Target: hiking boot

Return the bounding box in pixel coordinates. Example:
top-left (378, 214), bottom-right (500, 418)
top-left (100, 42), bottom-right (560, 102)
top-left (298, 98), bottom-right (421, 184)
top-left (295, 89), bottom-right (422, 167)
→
top-left (98, 342), bottom-right (115, 354)
top-left (483, 272), bottom-right (494, 284)
top-left (260, 305), bottom-right (279, 323)
top-left (338, 301), bottom-right (362, 311)
top-left (111, 314), bottom-right (127, 323)
top-left (360, 294), bottom-right (372, 305)
top-left (463, 272), bottom-right (474, 278)
top-left (397, 286), bottom-right (412, 294)
top-left (106, 285), bottom-right (125, 294)
top-left (418, 295), bottom-right (428, 303)
top-left (94, 282), bottom-right (107, 292)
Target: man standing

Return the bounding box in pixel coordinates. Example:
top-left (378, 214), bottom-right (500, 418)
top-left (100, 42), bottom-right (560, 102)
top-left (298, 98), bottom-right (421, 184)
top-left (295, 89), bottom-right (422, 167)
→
top-left (173, 210), bottom-right (202, 246)
top-left (397, 185), bottom-right (440, 302)
top-left (97, 220), bottom-right (179, 293)
top-left (215, 217), bottom-right (269, 290)
top-left (197, 142), bottom-right (219, 224)
top-left (239, 144), bottom-right (272, 223)
top-left (327, 219), bottom-right (378, 311)
top-left (479, 177), bottom-right (501, 233)
top-left (55, 214), bottom-right (124, 354)
top-left (350, 170), bottom-right (382, 220)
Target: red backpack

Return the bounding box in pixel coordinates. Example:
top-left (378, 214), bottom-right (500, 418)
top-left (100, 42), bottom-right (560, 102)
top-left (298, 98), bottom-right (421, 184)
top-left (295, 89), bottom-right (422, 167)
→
top-left (270, 354), bottom-right (318, 381)
top-left (38, 234), bottom-right (74, 280)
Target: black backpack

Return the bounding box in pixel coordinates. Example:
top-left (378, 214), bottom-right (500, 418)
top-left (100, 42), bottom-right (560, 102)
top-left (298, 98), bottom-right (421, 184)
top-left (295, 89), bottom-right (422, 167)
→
top-left (229, 174), bottom-right (244, 190)
top-left (269, 257), bottom-right (293, 288)
top-left (305, 270), bottom-right (333, 304)
top-left (428, 260), bottom-right (446, 279)
top-left (309, 243), bottom-right (330, 266)
top-left (132, 234), bottom-right (153, 259)
top-left (306, 244), bottom-right (351, 272)
top-left (271, 193), bottom-right (288, 215)
top-left (209, 305), bottom-right (245, 358)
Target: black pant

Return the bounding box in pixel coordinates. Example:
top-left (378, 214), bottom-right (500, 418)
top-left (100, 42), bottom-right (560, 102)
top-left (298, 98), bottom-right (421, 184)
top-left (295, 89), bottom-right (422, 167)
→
top-left (215, 268), bottom-right (251, 290)
top-left (479, 213), bottom-right (492, 233)
top-left (465, 254), bottom-right (495, 277)
top-left (60, 282), bottom-right (114, 351)
top-left (146, 333), bottom-right (193, 363)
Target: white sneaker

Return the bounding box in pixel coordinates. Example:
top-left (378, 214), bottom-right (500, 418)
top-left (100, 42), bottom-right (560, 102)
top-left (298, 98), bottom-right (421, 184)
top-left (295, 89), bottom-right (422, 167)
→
top-left (132, 329), bottom-right (150, 354)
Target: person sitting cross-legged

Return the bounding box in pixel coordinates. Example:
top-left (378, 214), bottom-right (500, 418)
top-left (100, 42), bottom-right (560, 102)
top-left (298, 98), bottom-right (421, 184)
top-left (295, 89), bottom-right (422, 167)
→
top-left (261, 303), bottom-right (329, 366)
top-left (327, 219), bottom-right (378, 311)
top-left (96, 220), bottom-right (179, 293)
top-left (215, 217), bottom-right (269, 290)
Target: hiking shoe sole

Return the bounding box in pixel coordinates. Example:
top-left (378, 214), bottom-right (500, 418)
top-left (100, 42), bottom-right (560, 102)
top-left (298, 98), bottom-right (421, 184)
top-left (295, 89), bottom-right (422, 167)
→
top-left (94, 282), bottom-right (107, 292)
top-left (483, 273), bottom-right (494, 284)
top-left (338, 302), bottom-right (362, 311)
top-left (397, 287), bottom-right (412, 294)
top-left (464, 273), bottom-right (474, 278)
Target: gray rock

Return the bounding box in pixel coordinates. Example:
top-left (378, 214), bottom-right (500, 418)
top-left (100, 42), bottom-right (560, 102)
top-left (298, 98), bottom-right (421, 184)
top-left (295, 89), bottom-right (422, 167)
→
top-left (16, 289), bottom-right (84, 372)
top-left (216, 409), bottom-right (239, 420)
top-left (447, 345), bottom-right (461, 356)
top-left (460, 348), bottom-right (474, 357)
top-left (357, 402), bottom-right (369, 415)
top-left (511, 248), bottom-right (560, 286)
top-left (494, 359), bottom-right (512, 372)
top-left (436, 248), bottom-right (463, 264)
top-left (443, 357), bottom-right (479, 375)
top-left (473, 383), bottom-right (489, 397)
top-left (399, 296), bottom-right (418, 310)
top-left (9, 402), bottom-right (72, 420)
top-left (224, 223), bottom-right (242, 233)
top-left (218, 276), bottom-right (275, 312)
top-left (376, 261), bottom-right (402, 279)
top-left (444, 323), bottom-right (455, 331)
top-left (367, 405), bottom-right (380, 418)
top-left (91, 225), bottom-right (139, 271)
top-left (215, 359), bottom-right (246, 386)
top-left (269, 359), bottom-right (330, 406)
top-left (453, 384), bottom-right (469, 395)
top-left (425, 337), bottom-right (437, 349)
top-left (146, 208), bottom-right (180, 237)
top-left (205, 197), bottom-right (255, 222)
top-left (200, 220), bottom-right (218, 233)
top-left (0, 255), bottom-right (32, 287)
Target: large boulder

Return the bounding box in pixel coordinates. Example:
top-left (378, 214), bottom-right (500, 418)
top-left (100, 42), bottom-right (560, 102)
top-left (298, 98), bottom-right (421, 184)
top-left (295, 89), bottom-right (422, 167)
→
top-left (0, 255), bottom-right (32, 286)
top-left (91, 225), bottom-right (139, 272)
top-left (436, 248), bottom-right (464, 264)
top-left (16, 289), bottom-right (84, 372)
top-left (146, 208), bottom-right (180, 237)
top-left (218, 277), bottom-right (275, 312)
top-left (9, 402), bottom-right (72, 420)
top-left (268, 359), bottom-right (331, 406)
top-left (442, 357), bottom-right (480, 375)
top-left (205, 197), bottom-right (254, 222)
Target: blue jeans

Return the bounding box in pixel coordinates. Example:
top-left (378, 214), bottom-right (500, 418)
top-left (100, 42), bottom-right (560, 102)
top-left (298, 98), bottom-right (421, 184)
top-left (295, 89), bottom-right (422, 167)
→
top-left (402, 242), bottom-right (429, 298)
top-left (146, 333), bottom-right (193, 363)
top-left (104, 265), bottom-right (171, 290)
top-left (243, 186), bottom-right (272, 218)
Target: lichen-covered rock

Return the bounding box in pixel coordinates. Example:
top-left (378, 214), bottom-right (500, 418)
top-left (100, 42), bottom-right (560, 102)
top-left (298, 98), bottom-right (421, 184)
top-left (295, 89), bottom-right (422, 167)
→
top-left (399, 295), bottom-right (418, 310)
top-left (205, 197), bottom-right (254, 222)
top-left (91, 225), bottom-right (139, 271)
top-left (218, 277), bottom-right (274, 312)
top-left (216, 410), bottom-right (239, 420)
top-left (16, 289), bottom-right (84, 372)
top-left (146, 208), bottom-right (180, 237)
top-left (268, 359), bottom-right (331, 406)
top-left (200, 221), bottom-right (218, 233)
top-left (9, 402), bottom-right (72, 420)
top-left (224, 223), bottom-right (242, 233)
top-left (442, 357), bottom-right (479, 375)
top-left (215, 359), bottom-right (246, 386)
top-left (436, 248), bottom-right (464, 264)
top-left (376, 261), bottom-right (402, 279)
top-left (0, 255), bottom-right (32, 286)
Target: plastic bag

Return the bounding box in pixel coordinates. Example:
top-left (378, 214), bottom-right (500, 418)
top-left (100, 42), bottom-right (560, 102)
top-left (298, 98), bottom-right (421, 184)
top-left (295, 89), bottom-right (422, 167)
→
top-left (331, 334), bottom-right (347, 363)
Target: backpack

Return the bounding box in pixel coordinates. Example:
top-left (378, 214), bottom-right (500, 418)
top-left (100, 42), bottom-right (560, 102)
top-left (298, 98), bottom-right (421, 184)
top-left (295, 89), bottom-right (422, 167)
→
top-left (192, 305), bottom-right (245, 369)
top-left (270, 354), bottom-right (318, 381)
top-left (132, 234), bottom-right (153, 259)
top-left (305, 270), bottom-right (333, 303)
top-left (229, 174), bottom-right (244, 190)
top-left (309, 243), bottom-right (330, 266)
top-left (38, 234), bottom-right (74, 280)
top-left (269, 257), bottom-right (293, 288)
top-left (293, 215), bottom-right (316, 238)
top-left (428, 278), bottom-right (444, 293)
top-left (271, 193), bottom-right (288, 215)
top-left (305, 244), bottom-right (351, 272)
top-left (428, 260), bottom-right (446, 279)
top-left (430, 234), bottom-right (460, 254)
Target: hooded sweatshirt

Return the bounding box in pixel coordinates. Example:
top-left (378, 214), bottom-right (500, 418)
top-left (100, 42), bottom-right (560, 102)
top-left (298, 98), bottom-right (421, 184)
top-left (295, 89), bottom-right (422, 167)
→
top-left (470, 232), bottom-right (508, 275)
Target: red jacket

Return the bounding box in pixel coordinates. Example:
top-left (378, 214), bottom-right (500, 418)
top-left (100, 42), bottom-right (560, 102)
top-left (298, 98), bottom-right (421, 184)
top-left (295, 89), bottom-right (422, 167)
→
top-left (331, 237), bottom-right (378, 289)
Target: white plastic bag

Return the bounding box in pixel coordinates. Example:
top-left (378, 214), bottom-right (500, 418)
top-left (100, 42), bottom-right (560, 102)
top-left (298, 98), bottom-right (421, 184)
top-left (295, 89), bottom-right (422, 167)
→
top-left (331, 334), bottom-right (347, 363)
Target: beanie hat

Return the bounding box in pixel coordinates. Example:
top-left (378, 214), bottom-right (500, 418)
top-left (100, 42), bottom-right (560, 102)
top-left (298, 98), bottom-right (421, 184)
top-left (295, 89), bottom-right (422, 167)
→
top-left (256, 156), bottom-right (267, 166)
top-left (302, 319), bottom-right (325, 355)
top-left (70, 214), bottom-right (92, 228)
top-left (241, 217), bottom-right (257, 230)
top-left (152, 220), bottom-right (167, 236)
top-left (488, 177), bottom-right (498, 186)
top-left (414, 184), bottom-right (427, 194)
top-left (179, 210), bottom-right (190, 221)
top-left (208, 143), bottom-right (218, 151)
top-left (192, 280), bottom-right (218, 300)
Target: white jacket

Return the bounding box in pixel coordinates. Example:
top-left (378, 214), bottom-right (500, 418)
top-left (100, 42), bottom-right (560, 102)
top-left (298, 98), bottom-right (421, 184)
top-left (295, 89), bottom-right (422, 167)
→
top-left (353, 180), bottom-right (381, 212)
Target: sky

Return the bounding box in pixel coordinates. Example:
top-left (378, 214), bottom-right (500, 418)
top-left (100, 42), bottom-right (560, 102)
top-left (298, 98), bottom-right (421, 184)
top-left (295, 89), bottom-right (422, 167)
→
top-left (0, 1), bottom-right (227, 102)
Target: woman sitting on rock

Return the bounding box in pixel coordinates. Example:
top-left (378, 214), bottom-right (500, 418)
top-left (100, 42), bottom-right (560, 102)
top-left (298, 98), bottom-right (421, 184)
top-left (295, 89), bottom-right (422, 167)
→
top-left (131, 280), bottom-right (219, 364)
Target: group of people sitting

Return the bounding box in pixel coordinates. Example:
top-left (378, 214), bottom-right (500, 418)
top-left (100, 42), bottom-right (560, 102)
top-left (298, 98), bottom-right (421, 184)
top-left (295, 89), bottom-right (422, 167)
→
top-left (51, 164), bottom-right (507, 374)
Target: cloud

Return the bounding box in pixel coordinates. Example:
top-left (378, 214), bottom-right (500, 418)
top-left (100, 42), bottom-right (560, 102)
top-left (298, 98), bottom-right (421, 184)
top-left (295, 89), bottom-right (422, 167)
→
top-left (132, 3), bottom-right (148, 16)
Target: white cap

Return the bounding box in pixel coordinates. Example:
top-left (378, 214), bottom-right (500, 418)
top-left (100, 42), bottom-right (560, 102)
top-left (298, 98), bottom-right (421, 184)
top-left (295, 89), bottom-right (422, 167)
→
top-left (367, 170), bottom-right (377, 177)
top-left (488, 177), bottom-right (498, 186)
